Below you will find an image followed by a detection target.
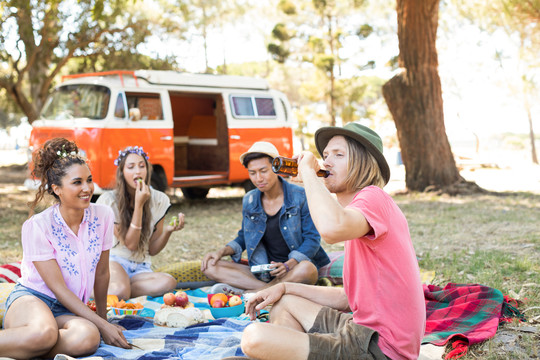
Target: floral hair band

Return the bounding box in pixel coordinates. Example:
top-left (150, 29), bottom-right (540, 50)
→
top-left (114, 146), bottom-right (149, 166)
top-left (57, 144), bottom-right (77, 158)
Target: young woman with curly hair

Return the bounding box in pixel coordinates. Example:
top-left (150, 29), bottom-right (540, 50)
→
top-left (0, 138), bottom-right (131, 359)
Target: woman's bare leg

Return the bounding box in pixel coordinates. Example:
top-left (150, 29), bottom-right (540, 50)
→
top-left (108, 261), bottom-right (132, 300)
top-left (130, 271), bottom-right (178, 298)
top-left (44, 315), bottom-right (101, 358)
top-left (0, 296), bottom-right (59, 359)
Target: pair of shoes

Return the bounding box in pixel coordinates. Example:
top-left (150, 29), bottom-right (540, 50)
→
top-left (210, 282), bottom-right (245, 295)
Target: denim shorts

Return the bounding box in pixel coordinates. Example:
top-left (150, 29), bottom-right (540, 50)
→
top-left (307, 306), bottom-right (390, 360)
top-left (3, 283), bottom-right (74, 328)
top-left (110, 254), bottom-right (153, 278)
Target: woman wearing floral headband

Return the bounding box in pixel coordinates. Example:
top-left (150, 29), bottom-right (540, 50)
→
top-left (96, 146), bottom-right (185, 300)
top-left (0, 138), bottom-right (131, 359)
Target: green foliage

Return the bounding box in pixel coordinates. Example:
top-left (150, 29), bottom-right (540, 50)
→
top-left (267, 43), bottom-right (290, 64)
top-left (66, 52), bottom-right (178, 74)
top-left (313, 54), bottom-right (335, 73)
top-left (167, 0), bottom-right (247, 73)
top-left (272, 23), bottom-right (295, 42)
top-left (0, 0), bottom-right (160, 122)
top-left (278, 0), bottom-right (297, 15)
top-left (267, 0), bottom-right (386, 126)
top-left (356, 24), bottom-right (374, 39)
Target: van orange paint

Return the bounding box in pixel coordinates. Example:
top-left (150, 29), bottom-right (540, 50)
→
top-left (27, 70), bottom-right (294, 199)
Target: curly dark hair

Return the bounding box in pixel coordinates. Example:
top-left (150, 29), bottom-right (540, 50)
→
top-left (29, 138), bottom-right (87, 210)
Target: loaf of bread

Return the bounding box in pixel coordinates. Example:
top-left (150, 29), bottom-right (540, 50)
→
top-left (153, 306), bottom-right (205, 328)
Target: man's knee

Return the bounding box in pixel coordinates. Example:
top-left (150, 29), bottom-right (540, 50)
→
top-left (241, 323), bottom-right (267, 357)
top-left (289, 261), bottom-right (318, 284)
top-left (202, 261), bottom-right (220, 279)
top-left (269, 294), bottom-right (297, 320)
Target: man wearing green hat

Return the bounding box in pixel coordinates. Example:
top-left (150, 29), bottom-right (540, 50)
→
top-left (240, 123), bottom-right (425, 360)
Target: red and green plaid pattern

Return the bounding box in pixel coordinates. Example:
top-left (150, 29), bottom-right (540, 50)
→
top-left (422, 283), bottom-right (524, 359)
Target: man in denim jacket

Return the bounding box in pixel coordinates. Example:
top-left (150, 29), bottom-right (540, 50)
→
top-left (201, 142), bottom-right (330, 293)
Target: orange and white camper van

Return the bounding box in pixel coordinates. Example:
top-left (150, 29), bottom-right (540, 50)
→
top-left (26, 70), bottom-right (295, 199)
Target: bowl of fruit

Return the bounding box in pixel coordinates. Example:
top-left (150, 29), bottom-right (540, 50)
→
top-left (207, 293), bottom-right (244, 319)
top-left (110, 300), bottom-right (144, 316)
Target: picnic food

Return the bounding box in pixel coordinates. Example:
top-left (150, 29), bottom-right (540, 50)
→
top-left (113, 300), bottom-right (144, 310)
top-left (210, 293), bottom-right (229, 308)
top-left (153, 306), bottom-right (205, 328)
top-left (169, 216), bottom-right (179, 226)
top-left (107, 294), bottom-right (119, 308)
top-left (163, 292), bottom-right (176, 306)
top-left (228, 295), bottom-right (242, 307)
top-left (175, 291), bottom-right (189, 307)
top-left (161, 291), bottom-right (193, 309)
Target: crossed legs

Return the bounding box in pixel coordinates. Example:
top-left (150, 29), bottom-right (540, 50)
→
top-left (203, 260), bottom-right (319, 292)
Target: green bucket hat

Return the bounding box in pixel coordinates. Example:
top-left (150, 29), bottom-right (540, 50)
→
top-left (314, 123), bottom-right (390, 185)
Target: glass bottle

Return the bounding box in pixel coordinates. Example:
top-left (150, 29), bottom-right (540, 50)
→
top-left (271, 157), bottom-right (329, 178)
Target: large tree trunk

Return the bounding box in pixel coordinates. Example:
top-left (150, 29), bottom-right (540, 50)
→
top-left (382, 0), bottom-right (462, 191)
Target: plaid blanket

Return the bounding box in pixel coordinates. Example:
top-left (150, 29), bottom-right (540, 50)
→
top-left (422, 283), bottom-right (523, 359)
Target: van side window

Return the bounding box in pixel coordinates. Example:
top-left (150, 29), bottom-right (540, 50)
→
top-left (232, 96), bottom-right (255, 116)
top-left (125, 92), bottom-right (163, 120)
top-left (114, 94), bottom-right (126, 118)
top-left (255, 98), bottom-right (276, 116)
top-left (231, 95), bottom-right (276, 118)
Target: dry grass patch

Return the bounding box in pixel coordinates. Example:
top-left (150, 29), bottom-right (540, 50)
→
top-left (0, 171), bottom-right (538, 358)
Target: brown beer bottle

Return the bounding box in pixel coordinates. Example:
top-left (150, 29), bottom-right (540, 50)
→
top-left (271, 157), bottom-right (329, 178)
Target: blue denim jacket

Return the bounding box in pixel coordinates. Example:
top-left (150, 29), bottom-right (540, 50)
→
top-left (227, 177), bottom-right (330, 269)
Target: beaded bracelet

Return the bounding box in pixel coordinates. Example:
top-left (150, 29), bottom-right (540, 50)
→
top-left (130, 223), bottom-right (142, 230)
top-left (284, 263), bottom-right (290, 272)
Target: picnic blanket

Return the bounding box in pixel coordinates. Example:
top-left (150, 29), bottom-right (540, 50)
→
top-left (422, 283), bottom-right (525, 359)
top-left (57, 287), bottom-right (253, 360)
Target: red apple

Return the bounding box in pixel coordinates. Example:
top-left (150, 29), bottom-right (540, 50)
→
top-left (163, 292), bottom-right (176, 306)
top-left (212, 299), bottom-right (225, 308)
top-left (175, 291), bottom-right (190, 307)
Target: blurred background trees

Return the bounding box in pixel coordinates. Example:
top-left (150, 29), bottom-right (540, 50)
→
top-left (0, 0), bottom-right (538, 191)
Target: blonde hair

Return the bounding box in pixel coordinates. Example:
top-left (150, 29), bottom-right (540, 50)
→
top-left (343, 136), bottom-right (385, 192)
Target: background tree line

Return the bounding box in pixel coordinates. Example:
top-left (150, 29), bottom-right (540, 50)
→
top-left (0, 0), bottom-right (538, 192)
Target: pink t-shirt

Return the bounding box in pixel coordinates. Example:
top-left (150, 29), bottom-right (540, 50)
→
top-left (344, 186), bottom-right (425, 360)
top-left (19, 203), bottom-right (114, 304)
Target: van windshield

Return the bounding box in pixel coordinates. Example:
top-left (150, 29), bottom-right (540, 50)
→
top-left (41, 84), bottom-right (111, 120)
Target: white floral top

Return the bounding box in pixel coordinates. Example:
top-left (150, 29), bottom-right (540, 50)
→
top-left (19, 204), bottom-right (114, 303)
top-left (96, 188), bottom-right (171, 263)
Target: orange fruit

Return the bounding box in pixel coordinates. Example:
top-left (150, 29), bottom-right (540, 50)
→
top-left (210, 293), bottom-right (229, 307)
top-left (107, 294), bottom-right (119, 307)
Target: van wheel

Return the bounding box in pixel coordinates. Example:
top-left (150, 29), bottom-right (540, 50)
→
top-left (242, 180), bottom-right (256, 193)
top-left (181, 187), bottom-right (209, 200)
top-left (151, 168), bottom-right (167, 192)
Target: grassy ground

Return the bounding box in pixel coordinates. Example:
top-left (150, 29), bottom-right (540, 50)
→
top-left (0, 165), bottom-right (538, 359)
